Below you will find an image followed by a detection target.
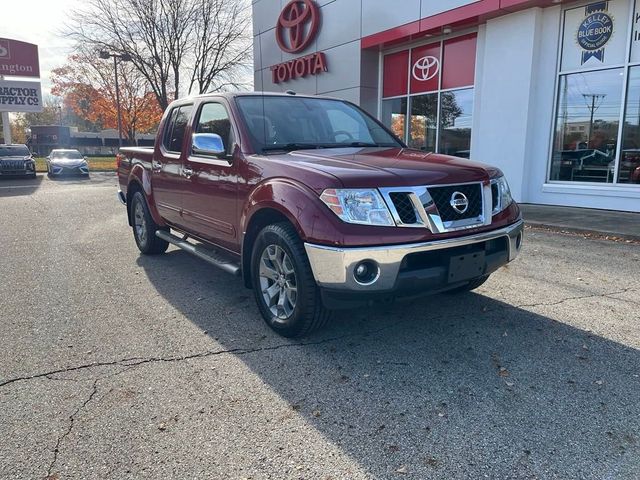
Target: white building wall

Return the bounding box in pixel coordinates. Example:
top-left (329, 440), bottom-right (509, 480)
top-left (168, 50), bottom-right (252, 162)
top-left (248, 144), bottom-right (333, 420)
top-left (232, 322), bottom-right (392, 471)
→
top-left (472, 7), bottom-right (545, 204)
top-left (472, 4), bottom-right (640, 212)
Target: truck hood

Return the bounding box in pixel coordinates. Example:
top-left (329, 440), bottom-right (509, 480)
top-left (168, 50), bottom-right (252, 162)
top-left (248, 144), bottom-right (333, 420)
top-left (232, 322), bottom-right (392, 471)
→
top-left (281, 147), bottom-right (501, 188)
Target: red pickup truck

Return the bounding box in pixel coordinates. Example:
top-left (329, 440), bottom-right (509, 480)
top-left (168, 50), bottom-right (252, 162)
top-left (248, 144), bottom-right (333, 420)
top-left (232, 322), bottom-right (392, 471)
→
top-left (117, 92), bottom-right (523, 337)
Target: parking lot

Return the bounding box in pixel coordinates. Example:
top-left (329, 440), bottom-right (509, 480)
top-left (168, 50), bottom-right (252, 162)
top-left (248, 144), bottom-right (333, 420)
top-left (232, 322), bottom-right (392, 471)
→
top-left (0, 173), bottom-right (639, 479)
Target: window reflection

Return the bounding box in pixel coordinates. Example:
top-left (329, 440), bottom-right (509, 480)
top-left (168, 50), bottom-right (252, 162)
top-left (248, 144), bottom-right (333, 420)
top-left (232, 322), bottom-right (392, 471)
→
top-left (438, 88), bottom-right (473, 158)
top-left (620, 66), bottom-right (640, 184)
top-left (408, 93), bottom-right (437, 151)
top-left (381, 98), bottom-right (407, 141)
top-left (551, 69), bottom-right (623, 183)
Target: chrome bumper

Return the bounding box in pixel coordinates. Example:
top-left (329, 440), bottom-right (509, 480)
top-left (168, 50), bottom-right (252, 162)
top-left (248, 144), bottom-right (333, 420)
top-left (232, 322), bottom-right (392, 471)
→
top-left (304, 220), bottom-right (524, 291)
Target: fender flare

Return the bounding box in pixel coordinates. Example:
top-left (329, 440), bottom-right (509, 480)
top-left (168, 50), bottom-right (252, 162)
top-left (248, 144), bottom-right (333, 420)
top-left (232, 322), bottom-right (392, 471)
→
top-left (239, 178), bottom-right (342, 287)
top-left (126, 163), bottom-right (166, 227)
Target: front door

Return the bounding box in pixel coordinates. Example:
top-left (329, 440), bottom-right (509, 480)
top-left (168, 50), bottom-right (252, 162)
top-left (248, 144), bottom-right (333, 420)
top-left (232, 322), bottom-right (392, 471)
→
top-left (152, 104), bottom-right (193, 228)
top-left (181, 100), bottom-right (239, 253)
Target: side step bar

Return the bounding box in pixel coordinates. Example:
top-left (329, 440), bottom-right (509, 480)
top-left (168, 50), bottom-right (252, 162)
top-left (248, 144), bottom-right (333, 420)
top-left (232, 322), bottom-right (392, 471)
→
top-left (155, 230), bottom-right (241, 276)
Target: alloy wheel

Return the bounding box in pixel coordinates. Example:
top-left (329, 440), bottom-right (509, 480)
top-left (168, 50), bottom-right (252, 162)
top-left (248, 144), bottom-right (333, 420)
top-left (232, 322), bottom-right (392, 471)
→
top-left (259, 244), bottom-right (298, 322)
top-left (133, 201), bottom-right (147, 246)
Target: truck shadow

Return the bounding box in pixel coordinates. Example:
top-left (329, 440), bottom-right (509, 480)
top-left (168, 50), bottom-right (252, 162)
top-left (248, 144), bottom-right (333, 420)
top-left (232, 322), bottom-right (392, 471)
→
top-left (137, 250), bottom-right (640, 478)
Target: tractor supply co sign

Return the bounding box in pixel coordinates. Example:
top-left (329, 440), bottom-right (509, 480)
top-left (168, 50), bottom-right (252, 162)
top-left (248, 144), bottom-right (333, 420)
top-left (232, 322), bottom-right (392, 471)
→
top-left (0, 80), bottom-right (43, 113)
top-left (270, 0), bottom-right (327, 84)
top-left (0, 38), bottom-right (40, 78)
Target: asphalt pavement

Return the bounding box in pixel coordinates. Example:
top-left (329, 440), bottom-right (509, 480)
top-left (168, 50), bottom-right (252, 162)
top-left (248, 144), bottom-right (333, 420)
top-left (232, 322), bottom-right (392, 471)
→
top-left (0, 173), bottom-right (639, 479)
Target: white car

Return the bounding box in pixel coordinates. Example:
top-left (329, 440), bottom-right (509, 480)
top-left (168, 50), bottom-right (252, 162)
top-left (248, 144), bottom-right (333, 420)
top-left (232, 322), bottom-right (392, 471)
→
top-left (46, 149), bottom-right (90, 177)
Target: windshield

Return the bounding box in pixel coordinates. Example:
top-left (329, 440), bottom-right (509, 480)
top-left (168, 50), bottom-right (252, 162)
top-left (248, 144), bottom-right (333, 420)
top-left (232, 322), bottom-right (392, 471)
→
top-left (51, 150), bottom-right (83, 159)
top-left (0, 145), bottom-right (30, 157)
top-left (236, 96), bottom-right (402, 153)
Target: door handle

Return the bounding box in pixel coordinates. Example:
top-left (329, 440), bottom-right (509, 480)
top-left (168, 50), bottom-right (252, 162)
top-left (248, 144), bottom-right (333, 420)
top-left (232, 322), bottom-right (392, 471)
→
top-left (152, 159), bottom-right (163, 171)
top-left (182, 166), bottom-right (194, 178)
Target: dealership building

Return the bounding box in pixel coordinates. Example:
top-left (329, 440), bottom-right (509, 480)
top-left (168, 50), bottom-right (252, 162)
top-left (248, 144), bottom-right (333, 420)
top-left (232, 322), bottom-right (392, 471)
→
top-left (252, 0), bottom-right (640, 212)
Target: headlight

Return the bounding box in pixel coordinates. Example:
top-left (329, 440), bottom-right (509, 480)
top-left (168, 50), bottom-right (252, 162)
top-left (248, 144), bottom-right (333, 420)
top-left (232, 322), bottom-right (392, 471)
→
top-left (320, 188), bottom-right (394, 226)
top-left (491, 176), bottom-right (513, 215)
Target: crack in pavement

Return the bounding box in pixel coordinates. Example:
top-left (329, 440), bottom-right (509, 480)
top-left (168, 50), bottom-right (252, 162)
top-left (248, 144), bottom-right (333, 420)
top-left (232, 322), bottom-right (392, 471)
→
top-left (0, 323), bottom-right (406, 389)
top-left (513, 287), bottom-right (637, 309)
top-left (3, 286), bottom-right (637, 390)
top-left (45, 378), bottom-right (99, 480)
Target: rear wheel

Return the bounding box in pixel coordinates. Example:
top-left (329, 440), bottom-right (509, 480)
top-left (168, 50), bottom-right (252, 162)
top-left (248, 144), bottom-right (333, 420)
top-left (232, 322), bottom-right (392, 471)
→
top-left (131, 191), bottom-right (169, 255)
top-left (251, 222), bottom-right (331, 338)
top-left (445, 274), bottom-right (490, 294)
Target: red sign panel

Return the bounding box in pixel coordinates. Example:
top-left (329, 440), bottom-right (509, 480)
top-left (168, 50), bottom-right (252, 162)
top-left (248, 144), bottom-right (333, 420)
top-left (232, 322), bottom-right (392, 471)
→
top-left (382, 50), bottom-right (409, 98)
top-left (0, 38), bottom-right (40, 78)
top-left (276, 0), bottom-right (321, 54)
top-left (410, 43), bottom-right (440, 94)
top-left (441, 33), bottom-right (477, 90)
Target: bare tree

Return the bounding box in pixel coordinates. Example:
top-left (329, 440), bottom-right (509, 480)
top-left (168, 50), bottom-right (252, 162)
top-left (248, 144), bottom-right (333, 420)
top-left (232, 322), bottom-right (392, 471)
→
top-left (66, 0), bottom-right (251, 110)
top-left (188, 0), bottom-right (252, 94)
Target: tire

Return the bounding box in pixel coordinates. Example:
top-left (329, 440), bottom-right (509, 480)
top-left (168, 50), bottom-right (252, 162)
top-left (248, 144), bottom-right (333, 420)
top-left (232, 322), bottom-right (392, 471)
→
top-left (445, 274), bottom-right (490, 294)
top-left (130, 191), bottom-right (169, 255)
top-left (250, 222), bottom-right (331, 338)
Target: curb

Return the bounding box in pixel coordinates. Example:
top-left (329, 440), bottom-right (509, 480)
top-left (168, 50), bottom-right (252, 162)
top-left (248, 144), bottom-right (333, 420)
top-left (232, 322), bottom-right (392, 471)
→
top-left (524, 220), bottom-right (640, 243)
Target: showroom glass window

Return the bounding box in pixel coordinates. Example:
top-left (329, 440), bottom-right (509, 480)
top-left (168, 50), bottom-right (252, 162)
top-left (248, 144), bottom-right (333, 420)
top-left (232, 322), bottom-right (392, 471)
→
top-left (380, 33), bottom-right (476, 158)
top-left (550, 0), bottom-right (640, 185)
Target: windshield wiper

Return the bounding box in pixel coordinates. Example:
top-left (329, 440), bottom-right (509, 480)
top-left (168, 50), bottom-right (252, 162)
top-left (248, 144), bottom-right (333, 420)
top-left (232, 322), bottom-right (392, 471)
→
top-left (262, 143), bottom-right (327, 152)
top-left (346, 142), bottom-right (395, 147)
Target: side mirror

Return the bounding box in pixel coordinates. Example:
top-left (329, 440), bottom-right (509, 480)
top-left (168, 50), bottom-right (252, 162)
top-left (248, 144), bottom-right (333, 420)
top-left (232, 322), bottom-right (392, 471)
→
top-left (192, 133), bottom-right (225, 158)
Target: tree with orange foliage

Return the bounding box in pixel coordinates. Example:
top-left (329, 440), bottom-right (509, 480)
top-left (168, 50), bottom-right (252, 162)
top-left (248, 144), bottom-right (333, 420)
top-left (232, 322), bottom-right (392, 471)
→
top-left (51, 51), bottom-right (163, 143)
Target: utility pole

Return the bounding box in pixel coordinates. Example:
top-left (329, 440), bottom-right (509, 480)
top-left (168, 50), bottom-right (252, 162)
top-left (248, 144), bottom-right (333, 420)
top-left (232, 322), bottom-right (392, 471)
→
top-left (0, 75), bottom-right (11, 144)
top-left (98, 51), bottom-right (132, 149)
top-left (583, 93), bottom-right (606, 148)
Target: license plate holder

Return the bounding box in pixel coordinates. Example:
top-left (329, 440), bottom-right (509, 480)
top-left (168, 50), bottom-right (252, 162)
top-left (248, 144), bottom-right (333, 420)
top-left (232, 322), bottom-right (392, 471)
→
top-left (448, 251), bottom-right (486, 283)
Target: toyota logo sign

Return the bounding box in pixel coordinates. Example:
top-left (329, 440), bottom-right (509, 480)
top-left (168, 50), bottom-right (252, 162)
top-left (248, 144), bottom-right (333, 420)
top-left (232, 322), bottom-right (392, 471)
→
top-left (276, 0), bottom-right (321, 54)
top-left (412, 55), bottom-right (440, 82)
top-left (449, 191), bottom-right (469, 214)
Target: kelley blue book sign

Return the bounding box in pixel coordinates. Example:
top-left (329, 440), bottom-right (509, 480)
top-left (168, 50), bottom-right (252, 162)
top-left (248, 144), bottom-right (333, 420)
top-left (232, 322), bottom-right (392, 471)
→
top-left (561, 0), bottom-right (629, 71)
top-left (0, 79), bottom-right (42, 113)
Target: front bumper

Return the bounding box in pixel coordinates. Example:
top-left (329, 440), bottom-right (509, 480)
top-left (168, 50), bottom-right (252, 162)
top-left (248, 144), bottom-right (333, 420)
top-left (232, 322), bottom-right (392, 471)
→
top-left (304, 219), bottom-right (524, 293)
top-left (50, 164), bottom-right (89, 175)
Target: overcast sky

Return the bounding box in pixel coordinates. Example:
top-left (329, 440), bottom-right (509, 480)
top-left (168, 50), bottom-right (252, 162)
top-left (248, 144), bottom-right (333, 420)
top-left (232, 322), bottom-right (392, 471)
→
top-left (1, 0), bottom-right (84, 96)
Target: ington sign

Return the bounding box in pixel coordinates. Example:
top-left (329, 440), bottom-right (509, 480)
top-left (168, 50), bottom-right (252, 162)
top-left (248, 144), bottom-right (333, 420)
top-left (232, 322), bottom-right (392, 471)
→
top-left (0, 38), bottom-right (40, 78)
top-left (270, 0), bottom-right (327, 84)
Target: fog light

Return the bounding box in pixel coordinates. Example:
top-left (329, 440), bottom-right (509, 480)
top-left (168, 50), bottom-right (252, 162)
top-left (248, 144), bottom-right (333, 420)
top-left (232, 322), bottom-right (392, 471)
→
top-left (353, 260), bottom-right (380, 285)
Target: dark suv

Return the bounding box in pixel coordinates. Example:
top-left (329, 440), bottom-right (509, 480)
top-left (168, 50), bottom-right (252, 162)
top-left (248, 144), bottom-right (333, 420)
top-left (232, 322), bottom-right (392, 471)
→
top-left (0, 144), bottom-right (37, 178)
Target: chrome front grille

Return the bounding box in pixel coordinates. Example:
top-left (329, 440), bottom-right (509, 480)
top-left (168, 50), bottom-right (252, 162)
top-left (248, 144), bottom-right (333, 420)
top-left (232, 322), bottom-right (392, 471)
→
top-left (380, 182), bottom-right (492, 233)
top-left (427, 183), bottom-right (483, 222)
top-left (0, 160), bottom-right (25, 171)
top-left (388, 192), bottom-right (417, 224)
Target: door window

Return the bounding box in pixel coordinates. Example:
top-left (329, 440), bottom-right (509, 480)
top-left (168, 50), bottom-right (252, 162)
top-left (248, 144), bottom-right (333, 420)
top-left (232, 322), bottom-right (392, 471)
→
top-left (195, 102), bottom-right (233, 154)
top-left (164, 105), bottom-right (193, 154)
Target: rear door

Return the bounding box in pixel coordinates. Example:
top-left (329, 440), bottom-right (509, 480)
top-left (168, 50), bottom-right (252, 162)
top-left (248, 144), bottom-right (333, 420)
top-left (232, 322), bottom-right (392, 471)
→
top-left (181, 100), bottom-right (239, 252)
top-left (151, 104), bottom-right (192, 228)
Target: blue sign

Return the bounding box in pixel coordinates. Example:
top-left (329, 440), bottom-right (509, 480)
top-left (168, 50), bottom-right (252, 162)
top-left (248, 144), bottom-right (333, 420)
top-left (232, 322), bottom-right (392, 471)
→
top-left (577, 2), bottom-right (614, 64)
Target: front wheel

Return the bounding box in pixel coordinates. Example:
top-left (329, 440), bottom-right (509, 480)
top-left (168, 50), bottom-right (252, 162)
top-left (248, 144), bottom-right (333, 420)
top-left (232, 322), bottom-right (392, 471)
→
top-left (251, 223), bottom-right (331, 338)
top-left (130, 191), bottom-right (169, 255)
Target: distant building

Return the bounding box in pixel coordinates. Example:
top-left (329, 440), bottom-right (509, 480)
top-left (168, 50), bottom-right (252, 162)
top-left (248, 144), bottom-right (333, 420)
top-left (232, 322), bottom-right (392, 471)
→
top-left (29, 125), bottom-right (155, 156)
